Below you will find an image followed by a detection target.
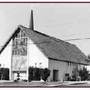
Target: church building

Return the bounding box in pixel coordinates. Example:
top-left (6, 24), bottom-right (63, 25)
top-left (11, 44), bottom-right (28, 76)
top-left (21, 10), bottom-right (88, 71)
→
top-left (0, 10), bottom-right (90, 81)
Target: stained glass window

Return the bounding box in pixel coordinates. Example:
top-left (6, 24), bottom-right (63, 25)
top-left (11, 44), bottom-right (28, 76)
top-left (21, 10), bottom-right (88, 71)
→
top-left (12, 32), bottom-right (27, 56)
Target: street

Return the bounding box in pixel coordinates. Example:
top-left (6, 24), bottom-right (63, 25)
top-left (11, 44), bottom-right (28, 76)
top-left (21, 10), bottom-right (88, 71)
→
top-left (0, 81), bottom-right (89, 87)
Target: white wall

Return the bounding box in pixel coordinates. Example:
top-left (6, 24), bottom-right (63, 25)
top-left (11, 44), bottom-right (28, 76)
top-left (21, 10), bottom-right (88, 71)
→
top-left (28, 38), bottom-right (49, 68)
top-left (0, 41), bottom-right (12, 68)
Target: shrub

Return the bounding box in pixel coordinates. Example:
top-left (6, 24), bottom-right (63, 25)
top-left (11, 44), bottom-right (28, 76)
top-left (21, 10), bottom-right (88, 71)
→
top-left (0, 68), bottom-right (9, 80)
top-left (79, 67), bottom-right (89, 81)
top-left (28, 67), bottom-right (50, 82)
top-left (64, 73), bottom-right (71, 81)
top-left (28, 67), bottom-right (41, 81)
top-left (28, 67), bottom-right (34, 81)
top-left (42, 68), bottom-right (50, 81)
top-left (33, 68), bottom-right (41, 80)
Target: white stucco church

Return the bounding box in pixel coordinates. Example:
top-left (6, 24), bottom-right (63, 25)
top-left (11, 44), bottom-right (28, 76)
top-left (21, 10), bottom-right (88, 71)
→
top-left (0, 10), bottom-right (90, 82)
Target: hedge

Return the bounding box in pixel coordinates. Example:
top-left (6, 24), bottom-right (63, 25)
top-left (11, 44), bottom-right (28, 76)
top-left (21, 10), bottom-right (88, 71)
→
top-left (0, 68), bottom-right (9, 80)
top-left (28, 67), bottom-right (50, 81)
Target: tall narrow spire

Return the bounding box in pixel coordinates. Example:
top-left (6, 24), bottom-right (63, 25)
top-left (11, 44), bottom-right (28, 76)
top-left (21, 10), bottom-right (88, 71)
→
top-left (29, 10), bottom-right (34, 30)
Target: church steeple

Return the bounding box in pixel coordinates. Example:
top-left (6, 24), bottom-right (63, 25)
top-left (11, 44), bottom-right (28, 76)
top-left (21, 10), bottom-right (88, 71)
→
top-left (29, 10), bottom-right (34, 30)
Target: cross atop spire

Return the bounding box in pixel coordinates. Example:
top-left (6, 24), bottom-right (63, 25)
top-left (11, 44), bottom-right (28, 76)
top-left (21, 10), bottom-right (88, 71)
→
top-left (29, 10), bottom-right (34, 30)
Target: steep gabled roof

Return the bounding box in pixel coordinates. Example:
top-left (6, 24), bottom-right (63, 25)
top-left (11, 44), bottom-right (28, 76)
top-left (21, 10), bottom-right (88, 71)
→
top-left (19, 25), bottom-right (89, 65)
top-left (0, 25), bottom-right (89, 65)
top-left (0, 27), bottom-right (21, 54)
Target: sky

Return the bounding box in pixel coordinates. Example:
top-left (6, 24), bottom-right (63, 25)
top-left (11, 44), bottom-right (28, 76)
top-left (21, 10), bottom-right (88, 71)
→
top-left (0, 3), bottom-right (90, 68)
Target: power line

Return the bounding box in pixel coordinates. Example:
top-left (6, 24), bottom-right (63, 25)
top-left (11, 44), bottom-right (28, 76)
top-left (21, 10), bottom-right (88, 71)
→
top-left (60, 33), bottom-right (90, 38)
top-left (65, 37), bottom-right (90, 41)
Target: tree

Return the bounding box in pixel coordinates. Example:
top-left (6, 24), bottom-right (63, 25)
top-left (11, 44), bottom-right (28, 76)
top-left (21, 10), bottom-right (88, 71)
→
top-left (79, 67), bottom-right (89, 81)
top-left (42, 68), bottom-right (50, 81)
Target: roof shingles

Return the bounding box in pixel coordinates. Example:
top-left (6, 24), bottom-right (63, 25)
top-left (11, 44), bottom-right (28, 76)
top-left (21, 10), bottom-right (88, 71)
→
top-left (19, 25), bottom-right (89, 65)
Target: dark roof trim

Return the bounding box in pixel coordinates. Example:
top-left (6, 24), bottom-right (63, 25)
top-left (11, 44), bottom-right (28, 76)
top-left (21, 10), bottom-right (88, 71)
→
top-left (0, 27), bottom-right (21, 54)
top-left (48, 57), bottom-right (88, 65)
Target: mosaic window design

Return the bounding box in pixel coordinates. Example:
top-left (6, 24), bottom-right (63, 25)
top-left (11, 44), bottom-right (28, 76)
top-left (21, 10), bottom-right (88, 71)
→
top-left (12, 30), bottom-right (27, 56)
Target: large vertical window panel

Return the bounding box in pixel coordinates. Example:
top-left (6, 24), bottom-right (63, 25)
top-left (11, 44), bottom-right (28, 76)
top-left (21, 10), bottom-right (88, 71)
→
top-left (12, 30), bottom-right (28, 71)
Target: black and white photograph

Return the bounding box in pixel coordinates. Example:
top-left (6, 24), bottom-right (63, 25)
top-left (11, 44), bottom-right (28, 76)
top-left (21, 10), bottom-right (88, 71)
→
top-left (0, 2), bottom-right (90, 87)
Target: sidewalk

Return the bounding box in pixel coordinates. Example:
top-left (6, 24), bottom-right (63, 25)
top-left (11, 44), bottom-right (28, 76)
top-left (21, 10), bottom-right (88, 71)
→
top-left (62, 81), bottom-right (88, 85)
top-left (0, 80), bottom-right (13, 83)
top-left (0, 80), bottom-right (89, 87)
